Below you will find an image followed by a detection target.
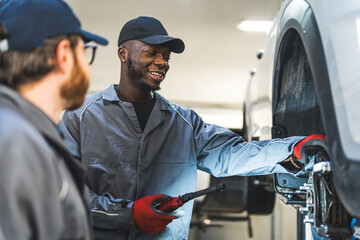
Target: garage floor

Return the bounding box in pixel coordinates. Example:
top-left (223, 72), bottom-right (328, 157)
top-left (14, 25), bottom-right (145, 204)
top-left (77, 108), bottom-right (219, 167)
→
top-left (188, 196), bottom-right (298, 240)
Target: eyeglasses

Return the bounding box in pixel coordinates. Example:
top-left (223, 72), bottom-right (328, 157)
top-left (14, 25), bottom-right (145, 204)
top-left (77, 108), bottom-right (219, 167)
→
top-left (84, 43), bottom-right (97, 65)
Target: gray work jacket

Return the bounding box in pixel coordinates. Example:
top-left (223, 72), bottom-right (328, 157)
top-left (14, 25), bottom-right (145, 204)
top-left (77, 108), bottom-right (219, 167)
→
top-left (0, 86), bottom-right (91, 240)
top-left (59, 84), bottom-right (303, 240)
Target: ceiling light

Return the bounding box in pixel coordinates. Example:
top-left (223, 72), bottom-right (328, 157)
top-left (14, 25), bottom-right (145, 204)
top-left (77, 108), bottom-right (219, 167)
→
top-left (237, 20), bottom-right (273, 33)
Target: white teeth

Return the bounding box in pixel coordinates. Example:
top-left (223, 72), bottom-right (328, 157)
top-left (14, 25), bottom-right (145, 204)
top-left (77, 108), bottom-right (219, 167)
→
top-left (150, 72), bottom-right (163, 77)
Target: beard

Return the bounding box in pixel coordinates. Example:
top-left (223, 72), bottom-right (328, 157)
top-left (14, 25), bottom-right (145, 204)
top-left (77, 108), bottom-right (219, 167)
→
top-left (59, 55), bottom-right (89, 110)
top-left (127, 57), bottom-right (161, 91)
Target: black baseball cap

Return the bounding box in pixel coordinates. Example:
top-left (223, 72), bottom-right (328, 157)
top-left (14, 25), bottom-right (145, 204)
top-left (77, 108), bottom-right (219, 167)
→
top-left (0, 0), bottom-right (108, 52)
top-left (118, 16), bottom-right (185, 54)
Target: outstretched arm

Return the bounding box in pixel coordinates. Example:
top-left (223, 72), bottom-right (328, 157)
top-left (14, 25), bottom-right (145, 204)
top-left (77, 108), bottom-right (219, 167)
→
top-left (188, 109), bottom-right (304, 176)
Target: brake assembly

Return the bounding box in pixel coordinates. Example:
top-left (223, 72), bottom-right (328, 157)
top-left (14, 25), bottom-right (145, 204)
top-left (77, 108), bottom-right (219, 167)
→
top-left (299, 152), bottom-right (353, 239)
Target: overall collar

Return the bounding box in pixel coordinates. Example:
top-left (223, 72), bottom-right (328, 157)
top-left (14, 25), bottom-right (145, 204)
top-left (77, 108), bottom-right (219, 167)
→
top-left (103, 84), bottom-right (171, 111)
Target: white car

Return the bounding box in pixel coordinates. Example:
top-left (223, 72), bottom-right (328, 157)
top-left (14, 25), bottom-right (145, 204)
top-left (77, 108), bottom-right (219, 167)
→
top-left (244, 0), bottom-right (360, 239)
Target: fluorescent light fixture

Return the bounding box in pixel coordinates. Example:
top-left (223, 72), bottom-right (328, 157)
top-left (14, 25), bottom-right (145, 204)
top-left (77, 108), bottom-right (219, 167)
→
top-left (237, 20), bottom-right (273, 32)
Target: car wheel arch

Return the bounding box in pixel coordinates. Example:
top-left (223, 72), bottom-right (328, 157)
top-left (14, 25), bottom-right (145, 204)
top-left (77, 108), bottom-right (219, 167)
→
top-left (272, 0), bottom-right (360, 217)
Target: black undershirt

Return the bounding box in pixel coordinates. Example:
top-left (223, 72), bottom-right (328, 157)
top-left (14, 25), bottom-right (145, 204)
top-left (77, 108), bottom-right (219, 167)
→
top-left (132, 96), bottom-right (156, 131)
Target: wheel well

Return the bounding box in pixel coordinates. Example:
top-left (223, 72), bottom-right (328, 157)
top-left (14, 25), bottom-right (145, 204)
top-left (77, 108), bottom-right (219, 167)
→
top-left (272, 29), bottom-right (324, 137)
top-left (271, 29), bottom-right (352, 239)
top-left (271, 0), bottom-right (360, 221)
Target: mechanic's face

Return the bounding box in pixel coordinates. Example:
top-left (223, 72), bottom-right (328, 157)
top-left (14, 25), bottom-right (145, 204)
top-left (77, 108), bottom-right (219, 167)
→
top-left (60, 38), bottom-right (90, 110)
top-left (126, 41), bottom-right (170, 91)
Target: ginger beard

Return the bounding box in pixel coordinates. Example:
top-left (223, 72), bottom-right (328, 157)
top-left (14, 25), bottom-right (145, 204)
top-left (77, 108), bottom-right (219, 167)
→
top-left (60, 53), bottom-right (89, 110)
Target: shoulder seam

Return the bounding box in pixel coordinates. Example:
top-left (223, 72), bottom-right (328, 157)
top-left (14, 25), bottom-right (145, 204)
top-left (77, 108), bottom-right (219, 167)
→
top-left (168, 107), bottom-right (194, 130)
top-left (80, 95), bottom-right (103, 122)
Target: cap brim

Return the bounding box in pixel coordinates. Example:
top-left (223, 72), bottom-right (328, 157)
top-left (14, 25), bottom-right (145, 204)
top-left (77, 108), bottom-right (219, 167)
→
top-left (140, 35), bottom-right (185, 53)
top-left (81, 29), bottom-right (108, 46)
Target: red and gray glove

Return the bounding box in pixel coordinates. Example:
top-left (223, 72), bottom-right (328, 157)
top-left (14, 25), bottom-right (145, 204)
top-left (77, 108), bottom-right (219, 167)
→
top-left (132, 194), bottom-right (176, 234)
top-left (293, 134), bottom-right (327, 166)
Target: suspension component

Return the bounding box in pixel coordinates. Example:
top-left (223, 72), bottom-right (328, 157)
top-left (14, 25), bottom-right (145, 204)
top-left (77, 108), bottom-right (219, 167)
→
top-left (300, 152), bottom-right (352, 239)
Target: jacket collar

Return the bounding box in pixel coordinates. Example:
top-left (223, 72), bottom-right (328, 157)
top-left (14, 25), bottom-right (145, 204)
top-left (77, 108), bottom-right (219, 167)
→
top-left (153, 91), bottom-right (173, 111)
top-left (103, 84), bottom-right (172, 111)
top-left (102, 84), bottom-right (120, 102)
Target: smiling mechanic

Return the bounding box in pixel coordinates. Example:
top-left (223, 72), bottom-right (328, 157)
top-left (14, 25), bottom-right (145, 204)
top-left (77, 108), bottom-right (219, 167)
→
top-left (59, 16), bottom-right (324, 239)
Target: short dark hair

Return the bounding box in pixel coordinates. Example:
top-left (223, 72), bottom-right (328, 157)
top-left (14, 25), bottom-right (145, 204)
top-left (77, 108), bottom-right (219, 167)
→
top-left (0, 24), bottom-right (79, 90)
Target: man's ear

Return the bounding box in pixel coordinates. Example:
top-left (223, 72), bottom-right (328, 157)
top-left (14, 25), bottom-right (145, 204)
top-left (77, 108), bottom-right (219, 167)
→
top-left (55, 39), bottom-right (73, 74)
top-left (118, 46), bottom-right (127, 62)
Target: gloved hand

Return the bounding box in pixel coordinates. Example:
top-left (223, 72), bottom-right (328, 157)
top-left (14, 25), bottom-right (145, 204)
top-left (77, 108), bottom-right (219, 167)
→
top-left (293, 134), bottom-right (327, 162)
top-left (132, 194), bottom-right (176, 234)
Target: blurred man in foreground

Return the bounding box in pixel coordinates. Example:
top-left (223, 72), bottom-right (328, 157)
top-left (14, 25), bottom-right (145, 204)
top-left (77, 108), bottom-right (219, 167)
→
top-left (0, 0), bottom-right (107, 238)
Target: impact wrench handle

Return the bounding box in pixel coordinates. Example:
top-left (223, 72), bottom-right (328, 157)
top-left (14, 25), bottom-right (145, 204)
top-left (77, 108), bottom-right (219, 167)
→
top-left (156, 183), bottom-right (226, 212)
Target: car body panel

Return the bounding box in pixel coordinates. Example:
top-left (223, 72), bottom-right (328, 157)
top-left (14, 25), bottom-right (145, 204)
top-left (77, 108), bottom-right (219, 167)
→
top-left (308, 0), bottom-right (360, 160)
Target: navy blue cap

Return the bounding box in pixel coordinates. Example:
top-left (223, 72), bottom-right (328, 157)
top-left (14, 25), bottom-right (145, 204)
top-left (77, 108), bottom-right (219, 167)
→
top-left (0, 0), bottom-right (108, 52)
top-left (118, 16), bottom-right (185, 54)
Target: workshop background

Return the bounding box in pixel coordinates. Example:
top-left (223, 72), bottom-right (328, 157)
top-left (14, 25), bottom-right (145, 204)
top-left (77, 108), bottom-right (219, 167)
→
top-left (66, 0), bottom-right (297, 239)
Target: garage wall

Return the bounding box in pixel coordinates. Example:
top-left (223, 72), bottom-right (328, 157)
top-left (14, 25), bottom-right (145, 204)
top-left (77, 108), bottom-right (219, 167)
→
top-left (65, 0), bottom-right (281, 107)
